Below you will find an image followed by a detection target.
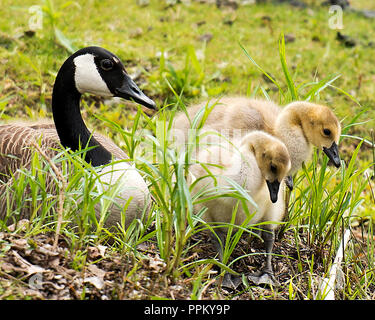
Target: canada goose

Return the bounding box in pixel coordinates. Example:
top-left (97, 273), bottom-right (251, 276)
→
top-left (173, 97), bottom-right (341, 188)
top-left (190, 131), bottom-right (291, 288)
top-left (0, 46), bottom-right (156, 227)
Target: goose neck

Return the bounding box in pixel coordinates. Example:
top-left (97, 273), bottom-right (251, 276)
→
top-left (276, 104), bottom-right (309, 140)
top-left (52, 60), bottom-right (112, 166)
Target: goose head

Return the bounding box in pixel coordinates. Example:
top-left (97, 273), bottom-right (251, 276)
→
top-left (284, 101), bottom-right (341, 168)
top-left (71, 46), bottom-right (156, 109)
top-left (52, 47), bottom-right (156, 166)
top-left (241, 131), bottom-right (291, 203)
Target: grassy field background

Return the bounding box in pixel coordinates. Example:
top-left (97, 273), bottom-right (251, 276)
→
top-left (0, 0), bottom-right (375, 300)
top-left (1, 0), bottom-right (375, 129)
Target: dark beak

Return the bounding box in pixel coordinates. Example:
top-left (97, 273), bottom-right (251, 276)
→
top-left (115, 75), bottom-right (156, 110)
top-left (266, 180), bottom-right (280, 203)
top-left (285, 175), bottom-right (294, 191)
top-left (323, 142), bottom-right (341, 168)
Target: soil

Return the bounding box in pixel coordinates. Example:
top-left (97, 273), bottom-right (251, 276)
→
top-left (0, 223), bottom-right (330, 300)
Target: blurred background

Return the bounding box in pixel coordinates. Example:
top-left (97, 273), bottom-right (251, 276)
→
top-left (1, 1), bottom-right (374, 131)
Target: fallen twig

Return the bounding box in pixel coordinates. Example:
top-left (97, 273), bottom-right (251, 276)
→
top-left (319, 228), bottom-right (351, 300)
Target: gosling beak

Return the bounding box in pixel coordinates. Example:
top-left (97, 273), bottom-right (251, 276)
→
top-left (115, 74), bottom-right (156, 110)
top-left (323, 142), bottom-right (341, 168)
top-left (266, 180), bottom-right (280, 203)
top-left (285, 175), bottom-right (294, 191)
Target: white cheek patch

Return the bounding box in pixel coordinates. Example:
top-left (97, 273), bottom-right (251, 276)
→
top-left (73, 54), bottom-right (113, 97)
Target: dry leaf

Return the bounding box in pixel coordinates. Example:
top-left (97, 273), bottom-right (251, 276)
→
top-left (84, 276), bottom-right (105, 290)
top-left (12, 251), bottom-right (45, 275)
top-left (8, 219), bottom-right (30, 232)
top-left (87, 264), bottom-right (106, 279)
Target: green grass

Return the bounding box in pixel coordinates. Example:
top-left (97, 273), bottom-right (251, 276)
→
top-left (1, 0), bottom-right (375, 131)
top-left (0, 0), bottom-right (375, 300)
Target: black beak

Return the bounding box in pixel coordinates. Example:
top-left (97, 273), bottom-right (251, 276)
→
top-left (266, 180), bottom-right (280, 203)
top-left (323, 142), bottom-right (341, 168)
top-left (285, 175), bottom-right (294, 191)
top-left (115, 75), bottom-right (156, 110)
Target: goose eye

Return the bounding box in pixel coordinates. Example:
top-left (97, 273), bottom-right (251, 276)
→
top-left (100, 59), bottom-right (114, 71)
top-left (270, 164), bottom-right (277, 174)
top-left (323, 128), bottom-right (331, 136)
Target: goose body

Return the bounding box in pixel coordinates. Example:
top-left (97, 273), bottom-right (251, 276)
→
top-left (190, 131), bottom-right (291, 287)
top-left (0, 47), bottom-right (156, 227)
top-left (0, 122), bottom-right (127, 182)
top-left (173, 97), bottom-right (341, 177)
top-left (173, 97), bottom-right (280, 137)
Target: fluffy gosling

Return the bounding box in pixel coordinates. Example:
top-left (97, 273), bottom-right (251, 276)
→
top-left (173, 97), bottom-right (341, 189)
top-left (190, 130), bottom-right (291, 287)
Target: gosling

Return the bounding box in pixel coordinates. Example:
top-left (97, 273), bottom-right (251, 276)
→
top-left (190, 130), bottom-right (291, 288)
top-left (174, 97), bottom-right (341, 189)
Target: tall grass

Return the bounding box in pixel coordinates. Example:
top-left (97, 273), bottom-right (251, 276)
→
top-left (237, 34), bottom-right (373, 298)
top-left (1, 34), bottom-right (373, 299)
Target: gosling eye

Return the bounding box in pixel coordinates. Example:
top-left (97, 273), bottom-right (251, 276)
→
top-left (100, 59), bottom-right (114, 71)
top-left (323, 128), bottom-right (331, 136)
top-left (270, 164), bottom-right (277, 174)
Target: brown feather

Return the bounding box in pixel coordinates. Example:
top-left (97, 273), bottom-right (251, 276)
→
top-left (0, 122), bottom-right (130, 222)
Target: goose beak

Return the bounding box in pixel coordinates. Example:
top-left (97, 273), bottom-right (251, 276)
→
top-left (285, 175), bottom-right (294, 191)
top-left (266, 180), bottom-right (280, 203)
top-left (323, 142), bottom-right (341, 168)
top-left (115, 75), bottom-right (156, 110)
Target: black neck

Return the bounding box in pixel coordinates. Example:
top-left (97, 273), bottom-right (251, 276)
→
top-left (51, 58), bottom-right (112, 166)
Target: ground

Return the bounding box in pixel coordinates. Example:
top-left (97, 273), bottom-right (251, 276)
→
top-left (1, 219), bottom-right (373, 300)
top-left (0, 226), bottom-right (311, 299)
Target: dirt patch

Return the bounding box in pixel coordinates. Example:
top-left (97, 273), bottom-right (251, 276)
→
top-left (0, 230), bottom-right (191, 299)
top-left (0, 223), bottom-right (369, 300)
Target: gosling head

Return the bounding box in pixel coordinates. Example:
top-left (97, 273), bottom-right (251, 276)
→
top-left (58, 46), bottom-right (156, 109)
top-left (288, 101), bottom-right (341, 168)
top-left (242, 131), bottom-right (291, 203)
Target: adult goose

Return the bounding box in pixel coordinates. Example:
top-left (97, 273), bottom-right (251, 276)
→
top-left (0, 46), bottom-right (156, 227)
